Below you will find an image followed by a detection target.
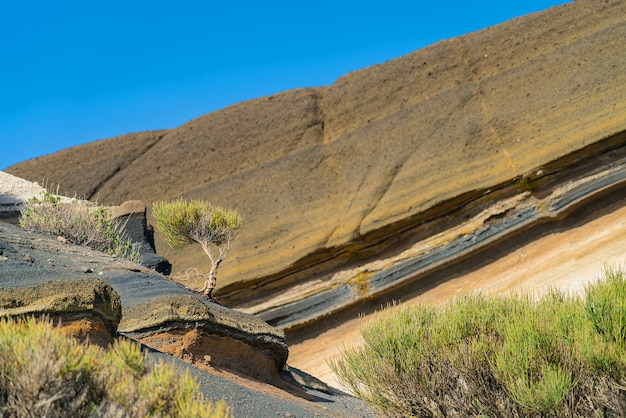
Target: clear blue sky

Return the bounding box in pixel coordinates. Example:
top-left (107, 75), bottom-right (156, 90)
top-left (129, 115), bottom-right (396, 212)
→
top-left (0, 1), bottom-right (570, 170)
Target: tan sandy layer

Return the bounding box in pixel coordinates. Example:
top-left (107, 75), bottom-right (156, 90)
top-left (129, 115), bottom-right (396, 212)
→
top-left (288, 199), bottom-right (626, 390)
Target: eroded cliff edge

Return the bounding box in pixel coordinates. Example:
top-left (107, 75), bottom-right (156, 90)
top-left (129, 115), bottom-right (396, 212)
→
top-left (7, 0), bottom-right (626, 327)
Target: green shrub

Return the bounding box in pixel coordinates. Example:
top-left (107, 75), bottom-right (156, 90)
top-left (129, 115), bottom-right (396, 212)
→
top-left (152, 198), bottom-right (243, 299)
top-left (586, 265), bottom-right (626, 345)
top-left (0, 316), bottom-right (230, 417)
top-left (330, 266), bottom-right (626, 417)
top-left (492, 292), bottom-right (585, 415)
top-left (581, 265), bottom-right (626, 383)
top-left (20, 192), bottom-right (141, 263)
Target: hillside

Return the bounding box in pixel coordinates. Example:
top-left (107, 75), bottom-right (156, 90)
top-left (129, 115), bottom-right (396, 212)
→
top-left (7, 0), bottom-right (626, 325)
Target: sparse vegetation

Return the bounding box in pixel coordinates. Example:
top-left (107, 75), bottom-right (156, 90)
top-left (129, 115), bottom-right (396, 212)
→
top-left (330, 264), bottom-right (626, 417)
top-left (20, 192), bottom-right (141, 263)
top-left (0, 316), bottom-right (231, 417)
top-left (152, 198), bottom-right (243, 299)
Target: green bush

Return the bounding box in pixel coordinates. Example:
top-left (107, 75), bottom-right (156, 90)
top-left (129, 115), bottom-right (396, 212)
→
top-left (152, 198), bottom-right (243, 299)
top-left (20, 192), bottom-right (141, 263)
top-left (586, 265), bottom-right (626, 345)
top-left (492, 292), bottom-right (585, 415)
top-left (582, 265), bottom-right (626, 383)
top-left (330, 265), bottom-right (626, 417)
top-left (0, 316), bottom-right (230, 417)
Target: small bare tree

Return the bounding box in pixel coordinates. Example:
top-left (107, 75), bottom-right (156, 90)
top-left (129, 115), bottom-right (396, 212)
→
top-left (152, 198), bottom-right (243, 300)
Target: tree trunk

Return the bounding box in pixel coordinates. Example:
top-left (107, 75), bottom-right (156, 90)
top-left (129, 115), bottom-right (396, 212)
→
top-left (198, 243), bottom-right (227, 301)
top-left (201, 258), bottom-right (222, 299)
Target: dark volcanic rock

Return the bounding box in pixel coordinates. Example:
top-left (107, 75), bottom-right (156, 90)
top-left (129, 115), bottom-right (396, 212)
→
top-left (110, 200), bottom-right (171, 274)
top-left (0, 223), bottom-right (287, 385)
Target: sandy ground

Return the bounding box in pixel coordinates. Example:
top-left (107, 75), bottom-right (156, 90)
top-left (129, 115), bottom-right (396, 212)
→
top-left (288, 197), bottom-right (626, 390)
top-left (0, 171), bottom-right (78, 213)
top-left (0, 171), bottom-right (46, 209)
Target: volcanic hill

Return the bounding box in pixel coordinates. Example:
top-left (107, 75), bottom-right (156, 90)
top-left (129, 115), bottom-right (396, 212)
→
top-left (7, 0), bottom-right (626, 329)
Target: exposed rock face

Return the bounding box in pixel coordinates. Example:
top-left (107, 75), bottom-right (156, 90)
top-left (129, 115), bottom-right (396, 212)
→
top-left (0, 278), bottom-right (121, 347)
top-left (6, 0), bottom-right (626, 325)
top-left (120, 294), bottom-right (289, 379)
top-left (0, 223), bottom-right (288, 385)
top-left (109, 200), bottom-right (171, 274)
top-left (240, 141), bottom-right (626, 328)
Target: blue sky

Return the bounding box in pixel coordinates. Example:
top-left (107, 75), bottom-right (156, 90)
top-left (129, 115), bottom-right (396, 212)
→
top-left (0, 1), bottom-right (569, 170)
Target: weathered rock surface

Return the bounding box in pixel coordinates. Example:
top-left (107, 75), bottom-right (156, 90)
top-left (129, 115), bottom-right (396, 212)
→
top-left (6, 0), bottom-right (626, 327)
top-left (109, 199), bottom-right (171, 274)
top-left (0, 278), bottom-right (121, 347)
top-left (238, 138), bottom-right (626, 328)
top-left (0, 223), bottom-right (286, 385)
top-left (120, 294), bottom-right (289, 382)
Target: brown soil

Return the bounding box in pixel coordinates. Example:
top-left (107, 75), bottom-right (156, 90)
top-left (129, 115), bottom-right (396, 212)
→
top-left (137, 328), bottom-right (320, 403)
top-left (60, 317), bottom-right (115, 348)
top-left (138, 328), bottom-right (281, 382)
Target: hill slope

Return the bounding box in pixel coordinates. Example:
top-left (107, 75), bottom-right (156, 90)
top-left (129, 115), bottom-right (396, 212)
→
top-left (8, 0), bottom-right (626, 311)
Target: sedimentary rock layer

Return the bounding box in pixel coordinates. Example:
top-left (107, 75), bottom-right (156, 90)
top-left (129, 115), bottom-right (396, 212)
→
top-left (236, 136), bottom-right (626, 328)
top-left (0, 278), bottom-right (122, 343)
top-left (0, 223), bottom-right (288, 382)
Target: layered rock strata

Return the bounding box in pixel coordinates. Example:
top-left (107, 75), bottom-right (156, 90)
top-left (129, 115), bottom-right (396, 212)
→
top-left (0, 222), bottom-right (288, 386)
top-left (237, 134), bottom-right (626, 328)
top-left (0, 278), bottom-right (121, 347)
top-left (119, 294), bottom-right (288, 382)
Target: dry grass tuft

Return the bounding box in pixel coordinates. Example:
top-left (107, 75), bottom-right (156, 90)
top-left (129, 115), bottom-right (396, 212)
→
top-left (0, 316), bottom-right (231, 417)
top-left (20, 192), bottom-right (141, 263)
